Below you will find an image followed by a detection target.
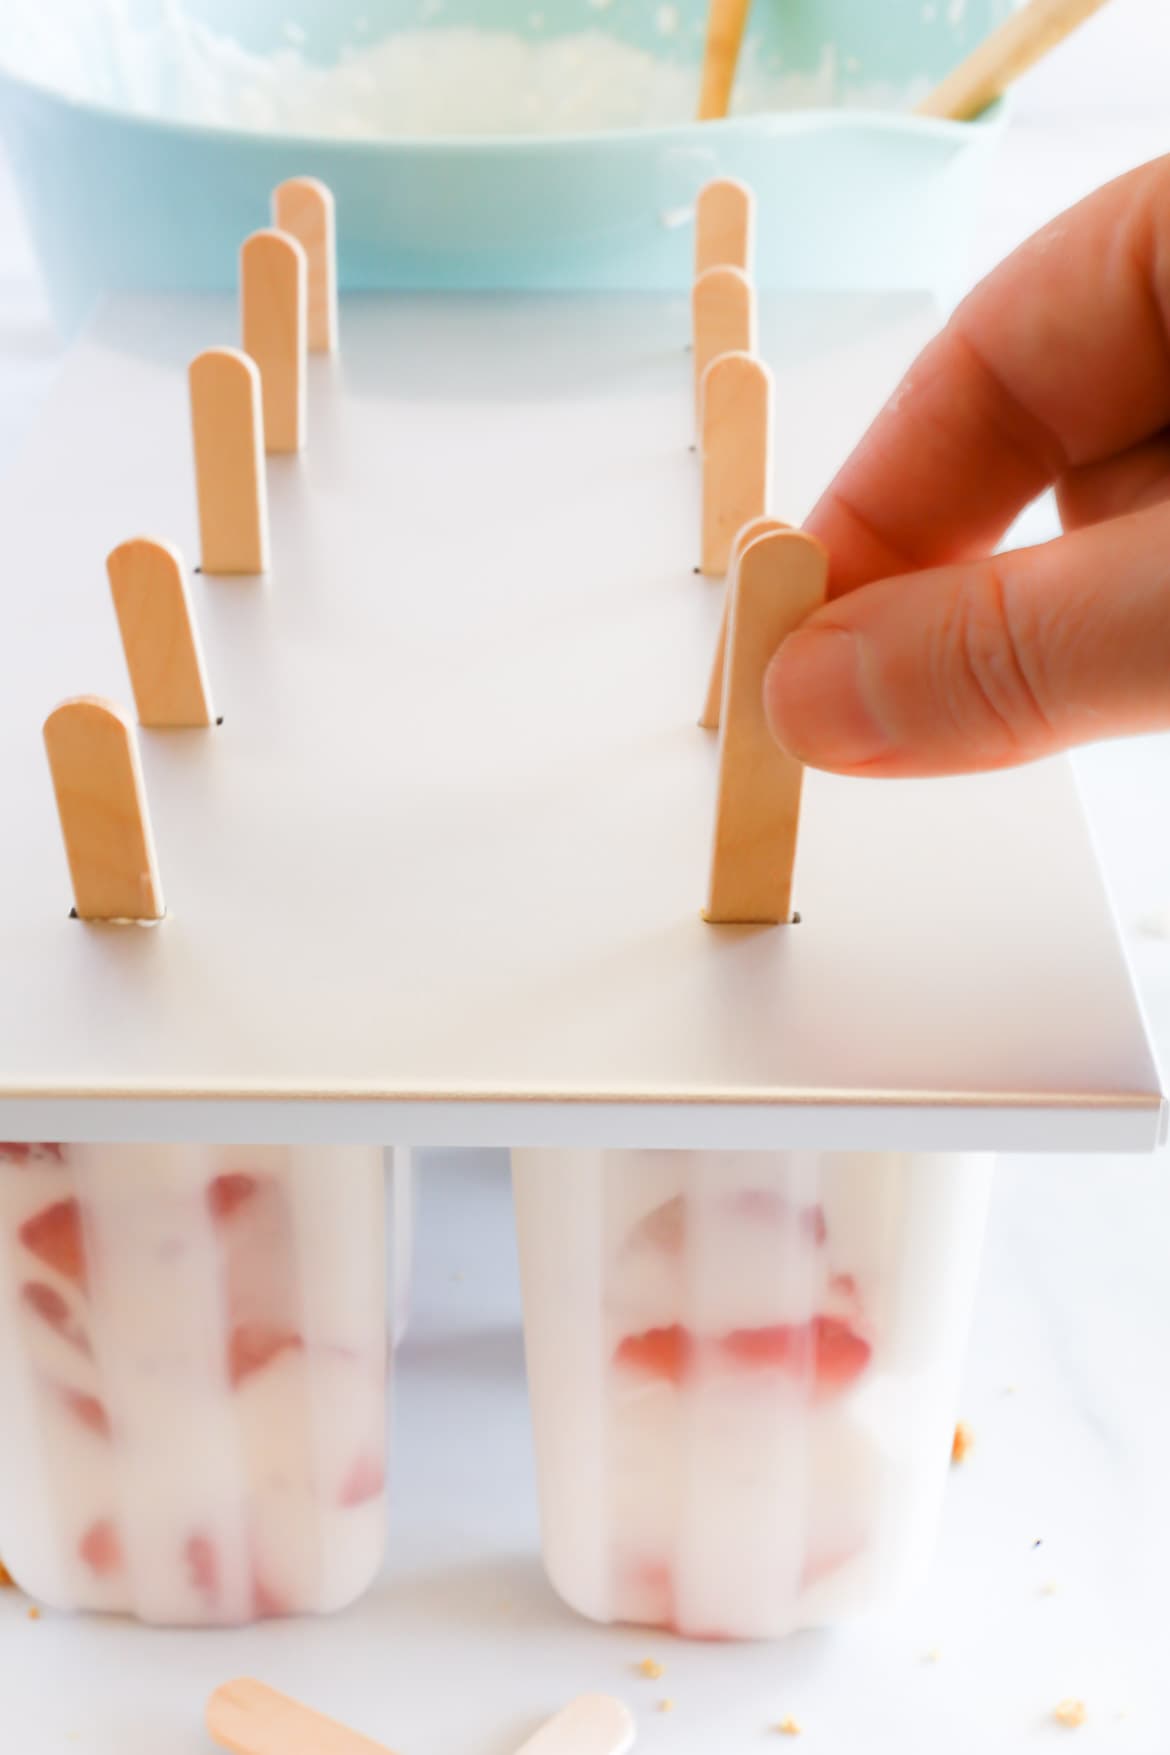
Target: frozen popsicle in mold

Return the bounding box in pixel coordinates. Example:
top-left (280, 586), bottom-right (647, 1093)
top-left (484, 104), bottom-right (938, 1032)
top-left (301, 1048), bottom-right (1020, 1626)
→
top-left (514, 1147), bottom-right (992, 1640)
top-left (0, 1142), bottom-right (389, 1625)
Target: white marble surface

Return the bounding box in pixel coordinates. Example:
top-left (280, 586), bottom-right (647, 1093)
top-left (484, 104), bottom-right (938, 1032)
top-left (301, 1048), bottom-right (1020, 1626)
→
top-left (2, 7), bottom-right (1170, 1748)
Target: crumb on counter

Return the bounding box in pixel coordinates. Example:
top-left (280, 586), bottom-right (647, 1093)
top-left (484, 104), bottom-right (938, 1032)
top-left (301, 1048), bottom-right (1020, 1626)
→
top-left (658, 1699), bottom-right (674, 1714)
top-left (637, 1657), bottom-right (664, 1680)
top-left (0, 1558), bottom-right (14, 1587)
top-left (775, 1718), bottom-right (802, 1736)
top-left (1040, 1581), bottom-right (1060, 1597)
top-left (26, 1605), bottom-right (40, 1621)
top-left (951, 1421), bottom-right (974, 1464)
top-left (1054, 1699), bottom-right (1087, 1729)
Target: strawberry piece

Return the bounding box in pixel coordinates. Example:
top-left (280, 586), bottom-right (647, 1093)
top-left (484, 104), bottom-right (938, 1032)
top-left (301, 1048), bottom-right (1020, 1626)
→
top-left (227, 1323), bottom-right (303, 1388)
top-left (252, 1572), bottom-right (291, 1619)
top-left (185, 1533), bottom-right (219, 1602)
top-left (720, 1324), bottom-right (807, 1372)
top-left (20, 1282), bottom-right (91, 1355)
top-left (0, 1143), bottom-right (64, 1165)
top-left (338, 1452), bottom-right (385, 1508)
top-left (720, 1316), bottom-right (871, 1393)
top-left (78, 1520), bottom-right (122, 1575)
top-left (613, 1324), bottom-right (694, 1384)
top-left (800, 1205), bottom-right (828, 1247)
top-left (19, 1198), bottom-right (87, 1288)
top-left (207, 1173), bottom-right (259, 1223)
top-left (60, 1388), bottom-right (111, 1438)
top-left (811, 1315), bottom-right (871, 1392)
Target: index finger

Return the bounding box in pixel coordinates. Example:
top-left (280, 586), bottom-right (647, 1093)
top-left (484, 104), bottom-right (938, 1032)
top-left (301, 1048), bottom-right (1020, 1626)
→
top-left (807, 155), bottom-right (1170, 596)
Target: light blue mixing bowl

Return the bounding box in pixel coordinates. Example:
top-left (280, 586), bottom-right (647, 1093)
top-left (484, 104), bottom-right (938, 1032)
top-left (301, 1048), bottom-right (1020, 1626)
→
top-left (0, 0), bottom-right (1009, 331)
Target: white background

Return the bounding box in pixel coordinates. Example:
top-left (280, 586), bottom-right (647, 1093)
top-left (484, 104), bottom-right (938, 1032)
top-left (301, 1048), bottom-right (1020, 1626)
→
top-left (3, 2), bottom-right (1170, 1750)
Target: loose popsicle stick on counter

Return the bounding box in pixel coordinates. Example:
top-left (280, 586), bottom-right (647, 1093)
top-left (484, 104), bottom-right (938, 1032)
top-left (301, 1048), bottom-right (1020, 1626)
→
top-left (694, 178), bottom-right (755, 278)
top-left (272, 176), bottom-right (339, 354)
top-left (207, 1679), bottom-right (398, 1755)
top-left (692, 264), bottom-right (756, 421)
top-left (696, 0), bottom-right (754, 120)
top-left (699, 513), bottom-right (791, 730)
top-left (514, 1695), bottom-right (636, 1754)
top-left (241, 228), bottom-right (307, 454)
top-left (189, 347), bottom-right (270, 574)
top-left (106, 537), bottom-right (215, 728)
top-left (704, 529), bottom-right (828, 924)
top-left (43, 696), bottom-right (164, 921)
top-left (700, 350), bottom-right (771, 576)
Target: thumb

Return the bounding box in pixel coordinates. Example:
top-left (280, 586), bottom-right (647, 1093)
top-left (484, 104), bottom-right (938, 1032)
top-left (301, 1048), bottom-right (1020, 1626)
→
top-left (764, 502), bottom-right (1170, 778)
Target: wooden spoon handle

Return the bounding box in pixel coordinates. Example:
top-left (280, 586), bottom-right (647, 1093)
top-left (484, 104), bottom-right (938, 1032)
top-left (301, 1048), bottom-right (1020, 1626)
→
top-left (915, 0), bottom-right (1114, 120)
top-left (697, 0), bottom-right (754, 120)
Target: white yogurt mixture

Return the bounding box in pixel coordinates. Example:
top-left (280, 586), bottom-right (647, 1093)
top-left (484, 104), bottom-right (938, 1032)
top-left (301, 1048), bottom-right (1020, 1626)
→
top-left (0, 0), bottom-right (927, 137)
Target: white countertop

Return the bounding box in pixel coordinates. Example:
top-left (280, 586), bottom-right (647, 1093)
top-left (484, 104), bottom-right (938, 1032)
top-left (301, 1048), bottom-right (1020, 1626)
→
top-left (3, 7), bottom-right (1170, 1748)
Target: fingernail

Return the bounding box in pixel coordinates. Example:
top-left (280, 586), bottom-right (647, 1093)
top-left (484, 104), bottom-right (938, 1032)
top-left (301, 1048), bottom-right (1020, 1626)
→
top-left (764, 627), bottom-right (893, 769)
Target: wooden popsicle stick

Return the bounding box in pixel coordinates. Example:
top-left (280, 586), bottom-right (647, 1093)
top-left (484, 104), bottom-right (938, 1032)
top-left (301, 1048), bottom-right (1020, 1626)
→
top-left (241, 228), bottom-right (307, 454)
top-left (207, 1679), bottom-right (398, 1755)
top-left (694, 177), bottom-right (755, 278)
top-left (699, 514), bottom-right (790, 730)
top-left (43, 697), bottom-right (164, 921)
top-left (272, 176), bottom-right (338, 354)
top-left (696, 0), bottom-right (754, 120)
top-left (692, 264), bottom-right (756, 423)
top-left (107, 537), bottom-right (214, 729)
top-left (915, 0), bottom-right (1113, 121)
top-left (189, 346), bottom-right (270, 575)
top-left (704, 529), bottom-right (828, 925)
top-left (700, 350), bottom-right (771, 577)
top-left (515, 1695), bottom-right (636, 1755)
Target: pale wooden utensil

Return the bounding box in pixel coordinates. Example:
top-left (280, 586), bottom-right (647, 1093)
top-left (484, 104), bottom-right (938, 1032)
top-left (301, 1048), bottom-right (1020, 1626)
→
top-left (692, 264), bottom-right (756, 423)
top-left (515, 1694), bottom-right (636, 1754)
top-left (704, 529), bottom-right (828, 925)
top-left (189, 346), bottom-right (270, 575)
top-left (207, 1679), bottom-right (398, 1755)
top-left (43, 697), bottom-right (164, 921)
top-left (107, 537), bottom-right (215, 728)
top-left (700, 350), bottom-right (771, 576)
top-left (272, 176), bottom-right (338, 354)
top-left (697, 0), bottom-right (754, 120)
top-left (699, 513), bottom-right (791, 730)
top-left (694, 178), bottom-right (755, 278)
top-left (916, 0), bottom-right (1114, 120)
top-left (241, 228), bottom-right (308, 454)
top-left (207, 1680), bottom-right (635, 1755)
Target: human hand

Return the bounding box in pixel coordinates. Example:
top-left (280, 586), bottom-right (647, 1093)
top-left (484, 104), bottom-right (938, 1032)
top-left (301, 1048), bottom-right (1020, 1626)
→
top-left (765, 155), bottom-right (1170, 778)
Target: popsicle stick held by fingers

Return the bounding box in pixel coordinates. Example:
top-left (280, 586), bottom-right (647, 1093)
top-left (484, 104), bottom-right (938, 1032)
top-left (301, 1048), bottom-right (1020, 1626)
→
top-left (207, 1679), bottom-right (398, 1755)
top-left (697, 0), bottom-right (754, 120)
top-left (107, 537), bottom-right (214, 728)
top-left (704, 530), bottom-right (828, 925)
top-left (44, 697), bottom-right (164, 921)
top-left (694, 178), bottom-right (755, 278)
top-left (241, 228), bottom-right (307, 454)
top-left (272, 176), bottom-right (338, 353)
top-left (700, 350), bottom-right (771, 577)
top-left (189, 347), bottom-right (270, 575)
top-left (692, 264), bottom-right (756, 421)
top-left (700, 514), bottom-right (790, 730)
top-left (915, 0), bottom-right (1114, 120)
